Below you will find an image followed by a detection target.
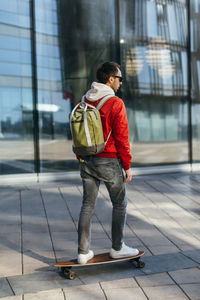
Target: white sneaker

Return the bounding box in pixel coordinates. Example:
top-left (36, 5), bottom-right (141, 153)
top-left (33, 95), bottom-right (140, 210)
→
top-left (110, 243), bottom-right (139, 258)
top-left (77, 250), bottom-right (94, 264)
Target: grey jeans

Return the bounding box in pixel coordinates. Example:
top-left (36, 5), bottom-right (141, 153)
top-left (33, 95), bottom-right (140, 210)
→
top-left (78, 156), bottom-right (127, 254)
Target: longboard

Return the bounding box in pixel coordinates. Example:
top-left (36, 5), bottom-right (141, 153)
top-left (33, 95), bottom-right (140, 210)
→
top-left (54, 250), bottom-right (145, 280)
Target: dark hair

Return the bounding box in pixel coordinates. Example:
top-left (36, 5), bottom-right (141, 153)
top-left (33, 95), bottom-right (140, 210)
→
top-left (96, 61), bottom-right (120, 84)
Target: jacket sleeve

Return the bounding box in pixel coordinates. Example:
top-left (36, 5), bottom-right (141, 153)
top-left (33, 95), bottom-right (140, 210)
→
top-left (110, 98), bottom-right (132, 170)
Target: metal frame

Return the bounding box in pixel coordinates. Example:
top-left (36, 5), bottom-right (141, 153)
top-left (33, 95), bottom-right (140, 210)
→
top-left (30, 0), bottom-right (40, 174)
top-left (186, 0), bottom-right (193, 166)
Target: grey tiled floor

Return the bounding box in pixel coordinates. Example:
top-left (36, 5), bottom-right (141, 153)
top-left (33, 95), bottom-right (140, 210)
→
top-left (0, 173), bottom-right (200, 299)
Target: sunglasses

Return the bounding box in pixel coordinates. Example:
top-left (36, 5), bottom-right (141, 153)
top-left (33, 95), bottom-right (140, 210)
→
top-left (114, 76), bottom-right (123, 82)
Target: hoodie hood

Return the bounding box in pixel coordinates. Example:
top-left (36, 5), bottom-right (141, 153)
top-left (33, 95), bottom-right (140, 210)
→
top-left (85, 82), bottom-right (115, 101)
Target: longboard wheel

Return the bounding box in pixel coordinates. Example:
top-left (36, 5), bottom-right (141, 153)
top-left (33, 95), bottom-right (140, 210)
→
top-left (68, 271), bottom-right (76, 280)
top-left (136, 260), bottom-right (145, 268)
top-left (61, 267), bottom-right (76, 280)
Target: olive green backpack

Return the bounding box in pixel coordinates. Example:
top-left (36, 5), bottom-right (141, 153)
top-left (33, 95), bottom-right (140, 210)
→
top-left (69, 95), bottom-right (113, 156)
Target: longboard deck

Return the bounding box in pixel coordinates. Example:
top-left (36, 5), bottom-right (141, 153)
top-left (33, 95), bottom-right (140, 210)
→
top-left (54, 250), bottom-right (144, 268)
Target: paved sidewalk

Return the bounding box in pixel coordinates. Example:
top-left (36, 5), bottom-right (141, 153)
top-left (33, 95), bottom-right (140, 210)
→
top-left (0, 172), bottom-right (200, 299)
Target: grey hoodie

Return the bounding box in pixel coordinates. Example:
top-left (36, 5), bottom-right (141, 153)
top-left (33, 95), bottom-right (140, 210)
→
top-left (85, 82), bottom-right (115, 101)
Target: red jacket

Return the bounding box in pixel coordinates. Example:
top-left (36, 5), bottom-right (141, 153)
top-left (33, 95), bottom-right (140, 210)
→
top-left (84, 96), bottom-right (132, 170)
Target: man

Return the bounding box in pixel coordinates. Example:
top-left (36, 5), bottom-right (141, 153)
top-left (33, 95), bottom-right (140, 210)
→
top-left (77, 61), bottom-right (139, 264)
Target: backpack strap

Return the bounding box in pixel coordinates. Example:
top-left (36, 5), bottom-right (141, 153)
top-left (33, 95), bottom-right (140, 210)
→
top-left (105, 130), bottom-right (112, 145)
top-left (96, 94), bottom-right (114, 144)
top-left (81, 95), bottom-right (85, 103)
top-left (96, 94), bottom-right (114, 110)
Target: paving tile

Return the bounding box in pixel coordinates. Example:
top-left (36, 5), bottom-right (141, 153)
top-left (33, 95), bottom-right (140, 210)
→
top-left (100, 277), bottom-right (138, 289)
top-left (90, 248), bottom-right (109, 255)
top-left (104, 287), bottom-right (147, 300)
top-left (64, 283), bottom-right (106, 300)
top-left (0, 193), bottom-right (20, 216)
top-left (143, 253), bottom-right (198, 274)
top-left (23, 263), bottom-right (53, 274)
top-left (1, 296), bottom-right (22, 300)
top-left (131, 228), bottom-right (174, 247)
top-left (169, 268), bottom-right (200, 284)
top-left (143, 285), bottom-right (189, 299)
top-left (179, 244), bottom-right (200, 252)
top-left (91, 231), bottom-right (110, 240)
top-left (136, 246), bottom-right (152, 257)
top-left (127, 210), bottom-right (147, 223)
top-left (23, 232), bottom-right (53, 251)
top-left (0, 233), bottom-right (21, 252)
top-left (41, 188), bottom-right (72, 221)
top-left (0, 251), bottom-right (22, 276)
top-left (22, 218), bottom-right (48, 230)
top-left (0, 269), bottom-right (22, 278)
top-left (77, 262), bottom-right (144, 284)
top-left (23, 250), bottom-right (55, 274)
top-left (0, 224), bottom-right (21, 234)
top-left (22, 224), bottom-right (49, 233)
top-left (0, 250), bottom-right (21, 262)
top-left (181, 283), bottom-right (200, 300)
top-left (55, 249), bottom-right (78, 261)
top-left (49, 220), bottom-right (77, 233)
top-left (8, 271), bottom-right (82, 295)
top-left (64, 283), bottom-right (101, 292)
top-left (24, 289), bottom-right (65, 300)
top-left (90, 238), bottom-right (111, 249)
top-left (136, 272), bottom-right (174, 287)
top-left (0, 264), bottom-right (22, 277)
top-left (23, 250), bottom-right (55, 265)
top-left (51, 232), bottom-right (78, 251)
top-left (151, 220), bottom-right (200, 248)
top-left (60, 186), bottom-right (82, 221)
top-left (97, 223), bottom-right (111, 238)
top-left (137, 207), bottom-right (169, 220)
top-left (148, 245), bottom-right (179, 255)
top-left (123, 225), bottom-right (137, 237)
top-left (163, 230), bottom-right (200, 249)
top-left (21, 189), bottom-right (43, 208)
top-left (0, 278), bottom-right (14, 298)
top-left (123, 237), bottom-right (145, 247)
top-left (183, 249), bottom-right (200, 264)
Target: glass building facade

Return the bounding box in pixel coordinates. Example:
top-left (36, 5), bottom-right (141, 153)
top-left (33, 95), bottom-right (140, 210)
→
top-left (0, 0), bottom-right (199, 177)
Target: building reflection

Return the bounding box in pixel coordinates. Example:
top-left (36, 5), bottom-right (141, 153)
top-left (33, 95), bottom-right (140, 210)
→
top-left (119, 0), bottom-right (189, 165)
top-left (0, 0), bottom-right (199, 175)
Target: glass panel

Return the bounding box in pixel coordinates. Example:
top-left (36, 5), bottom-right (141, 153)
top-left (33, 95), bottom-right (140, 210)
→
top-left (0, 0), bottom-right (30, 28)
top-left (147, 1), bottom-right (158, 38)
top-left (190, 0), bottom-right (200, 162)
top-left (0, 0), bottom-right (34, 175)
top-left (0, 11), bottom-right (30, 28)
top-left (35, 0), bottom-right (116, 172)
top-left (120, 0), bottom-right (189, 166)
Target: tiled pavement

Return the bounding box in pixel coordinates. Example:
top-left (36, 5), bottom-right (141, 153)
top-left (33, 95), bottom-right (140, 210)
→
top-left (0, 172), bottom-right (200, 299)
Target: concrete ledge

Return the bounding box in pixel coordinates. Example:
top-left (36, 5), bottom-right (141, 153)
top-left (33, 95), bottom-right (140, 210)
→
top-left (1, 163), bottom-right (200, 185)
top-left (0, 173), bottom-right (38, 185)
top-left (191, 163), bottom-right (200, 172)
top-left (38, 171), bottom-right (80, 182)
top-left (132, 163), bottom-right (192, 176)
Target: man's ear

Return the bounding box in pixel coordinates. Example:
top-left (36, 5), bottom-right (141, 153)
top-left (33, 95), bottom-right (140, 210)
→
top-left (108, 76), bottom-right (114, 84)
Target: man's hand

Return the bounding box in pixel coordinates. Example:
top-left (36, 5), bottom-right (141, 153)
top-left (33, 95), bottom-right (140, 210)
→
top-left (124, 168), bottom-right (132, 183)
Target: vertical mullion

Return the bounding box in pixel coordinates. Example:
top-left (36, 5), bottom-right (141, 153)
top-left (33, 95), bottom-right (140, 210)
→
top-left (115, 0), bottom-right (122, 100)
top-left (30, 0), bottom-right (40, 174)
top-left (186, 0), bottom-right (192, 166)
top-left (115, 0), bottom-right (120, 62)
